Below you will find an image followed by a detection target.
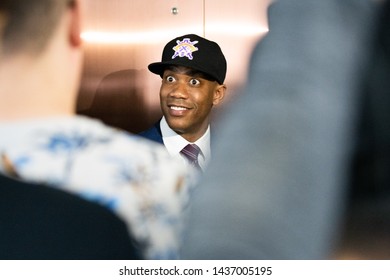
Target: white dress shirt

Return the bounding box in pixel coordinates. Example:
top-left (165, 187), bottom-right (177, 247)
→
top-left (160, 117), bottom-right (211, 171)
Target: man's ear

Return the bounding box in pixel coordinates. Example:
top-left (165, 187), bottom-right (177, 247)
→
top-left (68, 0), bottom-right (82, 47)
top-left (212, 84), bottom-right (227, 105)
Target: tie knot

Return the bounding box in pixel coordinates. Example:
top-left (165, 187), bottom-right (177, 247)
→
top-left (180, 144), bottom-right (201, 169)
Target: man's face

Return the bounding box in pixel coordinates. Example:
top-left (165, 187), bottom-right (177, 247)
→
top-left (160, 66), bottom-right (225, 142)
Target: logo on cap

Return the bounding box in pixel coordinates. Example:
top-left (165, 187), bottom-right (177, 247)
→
top-left (172, 38), bottom-right (198, 60)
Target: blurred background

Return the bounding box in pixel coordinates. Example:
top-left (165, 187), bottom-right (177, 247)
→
top-left (76, 0), bottom-right (271, 133)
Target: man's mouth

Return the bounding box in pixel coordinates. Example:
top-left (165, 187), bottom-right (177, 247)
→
top-left (169, 106), bottom-right (188, 111)
top-left (167, 105), bottom-right (191, 117)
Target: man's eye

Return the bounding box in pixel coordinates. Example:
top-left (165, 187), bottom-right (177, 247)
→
top-left (166, 76), bottom-right (175, 82)
top-left (190, 79), bottom-right (200, 86)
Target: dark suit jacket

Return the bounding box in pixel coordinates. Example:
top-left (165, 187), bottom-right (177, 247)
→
top-left (138, 120), bottom-right (164, 145)
top-left (0, 174), bottom-right (140, 260)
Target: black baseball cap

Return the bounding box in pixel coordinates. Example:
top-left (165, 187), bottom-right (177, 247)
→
top-left (148, 34), bottom-right (227, 85)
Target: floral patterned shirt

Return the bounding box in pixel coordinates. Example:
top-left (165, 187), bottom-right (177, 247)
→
top-left (0, 116), bottom-right (193, 259)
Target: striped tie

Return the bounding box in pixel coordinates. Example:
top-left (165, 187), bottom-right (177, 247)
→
top-left (180, 144), bottom-right (202, 170)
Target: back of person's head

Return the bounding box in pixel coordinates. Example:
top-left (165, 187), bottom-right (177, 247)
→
top-left (0, 0), bottom-right (82, 119)
top-left (0, 0), bottom-right (72, 56)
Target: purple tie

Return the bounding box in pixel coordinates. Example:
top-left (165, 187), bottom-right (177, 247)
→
top-left (180, 144), bottom-right (202, 170)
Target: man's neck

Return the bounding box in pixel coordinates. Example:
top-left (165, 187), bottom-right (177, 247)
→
top-left (0, 51), bottom-right (77, 121)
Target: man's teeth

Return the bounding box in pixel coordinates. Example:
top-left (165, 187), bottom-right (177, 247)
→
top-left (170, 106), bottom-right (187, 111)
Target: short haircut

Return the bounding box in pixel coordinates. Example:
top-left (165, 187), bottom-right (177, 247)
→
top-left (0, 0), bottom-right (72, 56)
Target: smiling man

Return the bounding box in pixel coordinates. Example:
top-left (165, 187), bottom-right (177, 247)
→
top-left (139, 34), bottom-right (227, 171)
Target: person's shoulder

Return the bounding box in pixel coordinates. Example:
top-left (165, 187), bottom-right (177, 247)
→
top-left (77, 117), bottom-right (175, 165)
top-left (70, 116), bottom-right (190, 179)
top-left (62, 117), bottom-right (193, 206)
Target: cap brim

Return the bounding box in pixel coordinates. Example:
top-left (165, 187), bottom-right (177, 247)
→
top-left (148, 61), bottom-right (205, 76)
top-left (147, 62), bottom-right (173, 77)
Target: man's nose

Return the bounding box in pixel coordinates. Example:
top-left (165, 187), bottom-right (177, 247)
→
top-left (169, 82), bottom-right (189, 99)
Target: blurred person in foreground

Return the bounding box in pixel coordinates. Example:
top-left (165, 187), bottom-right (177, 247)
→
top-left (181, 0), bottom-right (387, 259)
top-left (0, 0), bottom-right (192, 259)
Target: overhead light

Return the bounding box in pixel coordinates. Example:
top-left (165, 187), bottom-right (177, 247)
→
top-left (81, 23), bottom-right (268, 44)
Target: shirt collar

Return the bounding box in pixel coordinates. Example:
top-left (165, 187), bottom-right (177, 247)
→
top-left (160, 117), bottom-right (211, 165)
